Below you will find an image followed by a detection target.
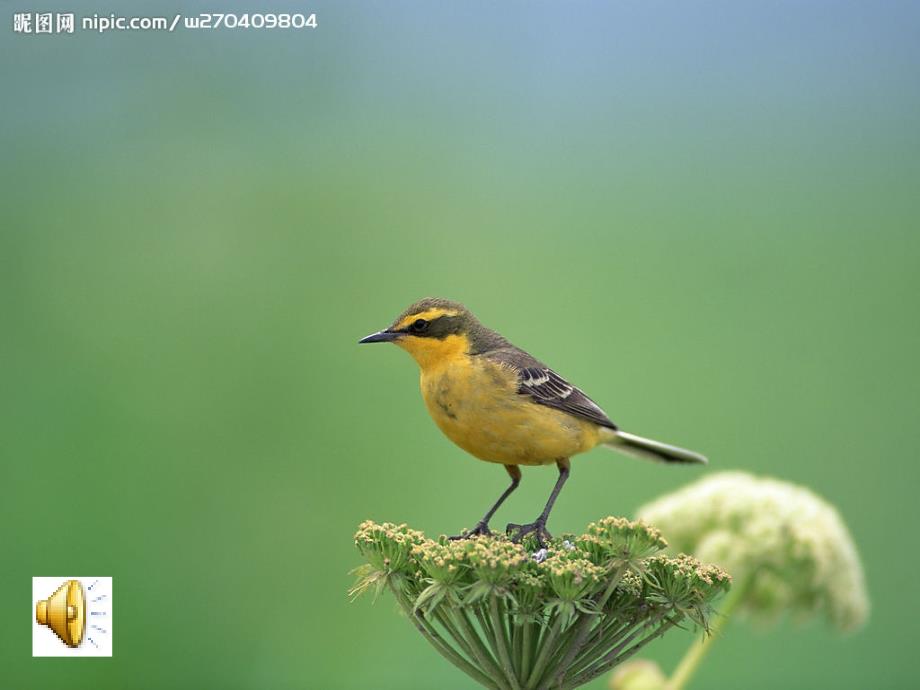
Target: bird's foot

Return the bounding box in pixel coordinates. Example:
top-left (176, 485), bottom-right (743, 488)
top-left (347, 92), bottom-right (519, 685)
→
top-left (506, 518), bottom-right (552, 548)
top-left (448, 521), bottom-right (493, 541)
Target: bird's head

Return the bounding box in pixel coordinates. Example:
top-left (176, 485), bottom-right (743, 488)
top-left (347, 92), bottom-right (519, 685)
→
top-left (359, 298), bottom-right (502, 368)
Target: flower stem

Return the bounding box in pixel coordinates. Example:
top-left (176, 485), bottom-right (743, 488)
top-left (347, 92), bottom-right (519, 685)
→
top-left (386, 580), bottom-right (500, 690)
top-left (664, 579), bottom-right (747, 690)
top-left (520, 621), bottom-right (534, 682)
top-left (476, 606), bottom-right (501, 654)
top-left (565, 618), bottom-right (633, 681)
top-left (455, 607), bottom-right (510, 689)
top-left (434, 608), bottom-right (479, 663)
top-left (526, 613), bottom-right (563, 689)
top-left (491, 595), bottom-right (522, 690)
top-left (547, 564), bottom-right (625, 688)
top-left (512, 618), bottom-right (524, 676)
top-left (564, 614), bottom-right (678, 689)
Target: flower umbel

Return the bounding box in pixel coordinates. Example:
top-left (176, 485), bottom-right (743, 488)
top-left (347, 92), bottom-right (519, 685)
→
top-left (643, 554), bottom-right (732, 630)
top-left (350, 521), bottom-right (427, 600)
top-left (614, 472), bottom-right (870, 690)
top-left (351, 517), bottom-right (729, 690)
top-left (353, 520), bottom-right (426, 575)
top-left (582, 517), bottom-right (668, 572)
top-left (637, 471), bottom-right (869, 631)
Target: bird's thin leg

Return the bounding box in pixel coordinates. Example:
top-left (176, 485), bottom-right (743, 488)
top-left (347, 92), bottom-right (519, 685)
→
top-left (507, 458), bottom-right (570, 548)
top-left (449, 465), bottom-right (521, 540)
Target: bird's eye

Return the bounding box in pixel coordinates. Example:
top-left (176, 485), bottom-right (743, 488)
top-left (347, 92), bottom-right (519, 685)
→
top-left (410, 318), bottom-right (429, 334)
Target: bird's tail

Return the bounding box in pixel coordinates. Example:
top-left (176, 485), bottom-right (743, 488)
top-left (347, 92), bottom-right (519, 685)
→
top-left (600, 428), bottom-right (707, 464)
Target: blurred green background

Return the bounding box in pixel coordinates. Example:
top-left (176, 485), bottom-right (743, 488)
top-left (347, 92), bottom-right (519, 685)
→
top-left (2, 1), bottom-right (918, 688)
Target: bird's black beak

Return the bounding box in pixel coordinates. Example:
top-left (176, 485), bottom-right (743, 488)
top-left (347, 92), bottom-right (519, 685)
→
top-left (358, 329), bottom-right (402, 344)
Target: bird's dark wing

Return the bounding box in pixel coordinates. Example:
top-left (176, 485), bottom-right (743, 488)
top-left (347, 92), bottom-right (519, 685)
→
top-left (484, 348), bottom-right (617, 429)
top-left (518, 367), bottom-right (618, 429)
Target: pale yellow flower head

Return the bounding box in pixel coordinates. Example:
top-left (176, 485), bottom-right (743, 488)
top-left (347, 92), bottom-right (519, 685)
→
top-left (637, 471), bottom-right (869, 631)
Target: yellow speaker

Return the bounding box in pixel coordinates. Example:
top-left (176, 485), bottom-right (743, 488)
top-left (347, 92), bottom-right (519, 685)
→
top-left (36, 579), bottom-right (85, 648)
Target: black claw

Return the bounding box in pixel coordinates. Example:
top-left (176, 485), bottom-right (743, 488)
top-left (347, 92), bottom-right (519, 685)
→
top-left (506, 519), bottom-right (552, 548)
top-left (448, 521), bottom-right (493, 541)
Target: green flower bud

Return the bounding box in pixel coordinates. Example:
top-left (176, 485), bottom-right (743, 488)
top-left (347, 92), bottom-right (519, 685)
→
top-left (463, 536), bottom-right (528, 586)
top-left (541, 553), bottom-right (605, 603)
top-left (353, 520), bottom-right (426, 575)
top-left (580, 517), bottom-right (669, 571)
top-left (643, 554), bottom-right (732, 629)
top-left (412, 540), bottom-right (469, 586)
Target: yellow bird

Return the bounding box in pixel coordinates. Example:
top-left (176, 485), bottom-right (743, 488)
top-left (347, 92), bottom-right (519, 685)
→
top-left (359, 298), bottom-right (706, 545)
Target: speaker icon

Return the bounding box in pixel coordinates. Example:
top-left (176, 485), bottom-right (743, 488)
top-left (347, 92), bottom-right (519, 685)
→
top-left (33, 576), bottom-right (112, 656)
top-left (36, 579), bottom-right (86, 648)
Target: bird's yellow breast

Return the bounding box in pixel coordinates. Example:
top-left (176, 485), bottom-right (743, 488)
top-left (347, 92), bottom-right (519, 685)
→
top-left (417, 352), bottom-right (601, 466)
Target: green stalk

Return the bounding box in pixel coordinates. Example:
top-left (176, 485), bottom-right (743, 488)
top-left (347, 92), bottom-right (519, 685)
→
top-left (454, 607), bottom-right (510, 689)
top-left (476, 606), bottom-right (501, 654)
top-left (512, 618), bottom-right (524, 678)
top-left (491, 595), bottom-right (522, 690)
top-left (664, 580), bottom-right (747, 690)
top-left (520, 620), bottom-right (535, 682)
top-left (615, 616), bottom-right (680, 665)
top-left (434, 608), bottom-right (479, 664)
top-left (566, 616), bottom-right (680, 689)
top-left (540, 565), bottom-right (626, 690)
top-left (387, 581), bottom-right (500, 690)
top-left (578, 610), bottom-right (669, 680)
top-left (565, 619), bottom-right (635, 681)
top-left (526, 613), bottom-right (563, 689)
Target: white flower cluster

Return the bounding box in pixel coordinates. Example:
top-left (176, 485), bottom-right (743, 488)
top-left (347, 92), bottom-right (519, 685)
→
top-left (637, 472), bottom-right (869, 631)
